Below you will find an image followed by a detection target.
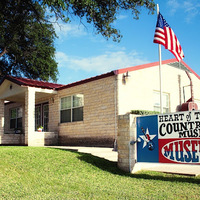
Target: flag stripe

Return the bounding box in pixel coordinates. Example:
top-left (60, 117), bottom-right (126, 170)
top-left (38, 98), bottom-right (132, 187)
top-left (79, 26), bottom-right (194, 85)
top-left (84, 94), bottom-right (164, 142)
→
top-left (153, 27), bottom-right (166, 46)
top-left (153, 12), bottom-right (184, 61)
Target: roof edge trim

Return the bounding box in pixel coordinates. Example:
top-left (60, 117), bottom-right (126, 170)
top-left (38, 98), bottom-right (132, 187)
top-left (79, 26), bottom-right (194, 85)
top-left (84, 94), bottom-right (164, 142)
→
top-left (57, 71), bottom-right (115, 90)
top-left (114, 58), bottom-right (200, 80)
top-left (114, 58), bottom-right (177, 75)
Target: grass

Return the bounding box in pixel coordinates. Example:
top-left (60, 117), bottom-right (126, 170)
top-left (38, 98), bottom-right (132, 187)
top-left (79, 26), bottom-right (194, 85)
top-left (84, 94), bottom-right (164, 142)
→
top-left (0, 146), bottom-right (200, 199)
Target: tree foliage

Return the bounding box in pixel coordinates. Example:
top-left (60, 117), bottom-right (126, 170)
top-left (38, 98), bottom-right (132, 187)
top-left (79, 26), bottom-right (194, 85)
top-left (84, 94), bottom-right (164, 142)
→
top-left (0, 0), bottom-right (58, 82)
top-left (42, 0), bottom-right (156, 42)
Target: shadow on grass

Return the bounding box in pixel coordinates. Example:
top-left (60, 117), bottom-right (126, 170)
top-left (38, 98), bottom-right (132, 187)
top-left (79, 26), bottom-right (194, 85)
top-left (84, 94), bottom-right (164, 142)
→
top-left (77, 152), bottom-right (200, 185)
top-left (53, 148), bottom-right (200, 185)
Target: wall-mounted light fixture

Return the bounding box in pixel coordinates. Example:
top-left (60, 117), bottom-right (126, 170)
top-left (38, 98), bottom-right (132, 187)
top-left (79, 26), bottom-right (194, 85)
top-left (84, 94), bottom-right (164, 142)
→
top-left (122, 71), bottom-right (130, 84)
top-left (50, 97), bottom-right (54, 104)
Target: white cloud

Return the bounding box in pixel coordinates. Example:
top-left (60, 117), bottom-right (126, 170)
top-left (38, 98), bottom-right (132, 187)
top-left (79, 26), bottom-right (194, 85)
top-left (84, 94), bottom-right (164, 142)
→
top-left (167, 0), bottom-right (180, 15)
top-left (54, 21), bottom-right (87, 38)
top-left (56, 51), bottom-right (149, 73)
top-left (55, 52), bottom-right (69, 67)
top-left (183, 1), bottom-right (200, 22)
top-left (167, 0), bottom-right (200, 22)
top-left (117, 15), bottom-right (128, 20)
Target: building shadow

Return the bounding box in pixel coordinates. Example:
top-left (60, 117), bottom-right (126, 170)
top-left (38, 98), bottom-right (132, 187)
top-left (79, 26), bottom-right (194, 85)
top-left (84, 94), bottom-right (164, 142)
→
top-left (55, 148), bottom-right (200, 185)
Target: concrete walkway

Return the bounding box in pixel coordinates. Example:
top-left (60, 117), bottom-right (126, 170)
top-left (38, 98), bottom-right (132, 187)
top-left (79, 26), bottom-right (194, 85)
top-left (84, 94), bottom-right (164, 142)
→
top-left (47, 146), bottom-right (200, 176)
top-left (133, 162), bottom-right (200, 176)
top-left (47, 146), bottom-right (118, 162)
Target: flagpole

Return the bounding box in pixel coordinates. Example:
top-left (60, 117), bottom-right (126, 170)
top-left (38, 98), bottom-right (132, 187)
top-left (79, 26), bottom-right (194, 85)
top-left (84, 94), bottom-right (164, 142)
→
top-left (157, 4), bottom-right (163, 114)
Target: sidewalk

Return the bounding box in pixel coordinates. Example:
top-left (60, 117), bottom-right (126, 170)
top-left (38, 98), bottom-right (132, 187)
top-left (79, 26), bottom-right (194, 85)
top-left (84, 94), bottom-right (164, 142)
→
top-left (47, 146), bottom-right (200, 176)
top-left (133, 162), bottom-right (200, 176)
top-left (47, 146), bottom-right (118, 162)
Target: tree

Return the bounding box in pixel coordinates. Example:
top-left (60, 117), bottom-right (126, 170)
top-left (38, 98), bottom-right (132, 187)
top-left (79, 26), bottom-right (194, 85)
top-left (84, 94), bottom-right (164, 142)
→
top-left (0, 0), bottom-right (58, 82)
top-left (0, 0), bottom-right (155, 82)
top-left (42, 0), bottom-right (156, 42)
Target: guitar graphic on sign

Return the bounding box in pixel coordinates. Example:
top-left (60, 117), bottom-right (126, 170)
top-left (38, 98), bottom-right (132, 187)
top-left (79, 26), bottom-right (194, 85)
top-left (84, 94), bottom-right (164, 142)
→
top-left (140, 127), bottom-right (156, 151)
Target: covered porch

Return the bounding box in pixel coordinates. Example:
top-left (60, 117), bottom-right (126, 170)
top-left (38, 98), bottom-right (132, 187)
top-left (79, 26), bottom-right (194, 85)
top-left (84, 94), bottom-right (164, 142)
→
top-left (0, 76), bottom-right (60, 146)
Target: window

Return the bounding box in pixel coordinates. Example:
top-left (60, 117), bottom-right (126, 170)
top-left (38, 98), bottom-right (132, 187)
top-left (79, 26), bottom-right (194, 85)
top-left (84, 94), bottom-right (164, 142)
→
top-left (10, 107), bottom-right (22, 129)
top-left (154, 91), bottom-right (169, 113)
top-left (60, 94), bottom-right (84, 123)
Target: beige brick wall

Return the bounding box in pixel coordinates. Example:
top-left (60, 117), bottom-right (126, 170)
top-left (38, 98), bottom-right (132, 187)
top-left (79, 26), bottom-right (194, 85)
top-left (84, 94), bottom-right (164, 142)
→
top-left (56, 76), bottom-right (117, 147)
top-left (48, 95), bottom-right (59, 133)
top-left (117, 114), bottom-right (137, 172)
top-left (1, 134), bottom-right (25, 145)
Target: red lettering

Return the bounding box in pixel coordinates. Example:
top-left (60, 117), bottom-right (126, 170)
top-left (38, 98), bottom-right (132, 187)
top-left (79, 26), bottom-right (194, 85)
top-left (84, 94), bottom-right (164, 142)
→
top-left (164, 143), bottom-right (173, 152)
top-left (191, 140), bottom-right (198, 152)
top-left (184, 140), bottom-right (190, 152)
top-left (174, 141), bottom-right (183, 152)
top-left (179, 140), bottom-right (183, 152)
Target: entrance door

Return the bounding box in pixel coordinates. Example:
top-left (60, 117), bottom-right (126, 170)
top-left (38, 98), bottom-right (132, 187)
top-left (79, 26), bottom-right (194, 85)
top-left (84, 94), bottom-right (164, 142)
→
top-left (35, 103), bottom-right (49, 131)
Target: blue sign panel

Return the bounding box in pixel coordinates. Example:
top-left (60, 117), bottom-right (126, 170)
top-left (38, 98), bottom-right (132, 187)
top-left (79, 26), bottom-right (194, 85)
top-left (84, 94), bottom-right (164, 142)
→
top-left (137, 115), bottom-right (159, 162)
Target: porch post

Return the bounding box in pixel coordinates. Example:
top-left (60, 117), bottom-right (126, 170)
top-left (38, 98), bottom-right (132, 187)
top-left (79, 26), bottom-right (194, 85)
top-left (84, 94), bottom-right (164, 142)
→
top-left (25, 87), bottom-right (35, 146)
top-left (0, 100), bottom-right (4, 143)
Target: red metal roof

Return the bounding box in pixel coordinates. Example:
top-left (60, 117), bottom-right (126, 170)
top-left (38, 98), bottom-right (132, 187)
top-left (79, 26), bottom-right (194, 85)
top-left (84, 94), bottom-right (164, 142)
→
top-left (3, 76), bottom-right (64, 90)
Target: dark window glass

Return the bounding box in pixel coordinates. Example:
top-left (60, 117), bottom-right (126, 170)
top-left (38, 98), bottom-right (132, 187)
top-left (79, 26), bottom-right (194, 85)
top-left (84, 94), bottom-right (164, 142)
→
top-left (10, 119), bottom-right (16, 129)
top-left (73, 107), bottom-right (83, 122)
top-left (17, 117), bottom-right (22, 128)
top-left (35, 106), bottom-right (41, 131)
top-left (61, 109), bottom-right (71, 123)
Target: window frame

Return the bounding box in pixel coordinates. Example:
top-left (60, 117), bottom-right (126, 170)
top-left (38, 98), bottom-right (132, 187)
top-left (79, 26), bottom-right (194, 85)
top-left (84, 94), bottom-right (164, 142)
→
top-left (60, 94), bottom-right (84, 123)
top-left (153, 91), bottom-right (170, 113)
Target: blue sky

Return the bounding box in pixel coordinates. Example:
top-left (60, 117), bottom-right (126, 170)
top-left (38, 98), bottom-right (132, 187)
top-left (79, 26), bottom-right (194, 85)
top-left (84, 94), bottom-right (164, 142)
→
top-left (53, 0), bottom-right (200, 85)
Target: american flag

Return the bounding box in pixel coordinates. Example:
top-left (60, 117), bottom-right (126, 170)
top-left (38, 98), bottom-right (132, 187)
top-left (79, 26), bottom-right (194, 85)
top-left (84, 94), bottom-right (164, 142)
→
top-left (153, 12), bottom-right (184, 61)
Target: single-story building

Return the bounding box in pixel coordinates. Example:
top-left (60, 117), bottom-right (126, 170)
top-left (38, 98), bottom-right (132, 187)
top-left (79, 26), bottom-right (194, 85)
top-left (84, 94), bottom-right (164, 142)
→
top-left (0, 58), bottom-right (200, 147)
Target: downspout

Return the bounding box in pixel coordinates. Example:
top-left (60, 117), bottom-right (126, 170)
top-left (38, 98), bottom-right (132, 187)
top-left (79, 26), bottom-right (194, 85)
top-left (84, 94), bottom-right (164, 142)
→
top-left (185, 70), bottom-right (194, 102)
top-left (178, 75), bottom-right (182, 105)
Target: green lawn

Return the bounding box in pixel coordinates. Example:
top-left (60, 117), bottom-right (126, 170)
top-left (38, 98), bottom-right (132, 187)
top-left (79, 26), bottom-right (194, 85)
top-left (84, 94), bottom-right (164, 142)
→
top-left (0, 146), bottom-right (200, 200)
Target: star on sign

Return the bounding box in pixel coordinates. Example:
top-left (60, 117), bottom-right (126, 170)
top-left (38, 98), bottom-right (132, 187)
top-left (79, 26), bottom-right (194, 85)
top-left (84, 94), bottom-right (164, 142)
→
top-left (139, 128), bottom-right (156, 149)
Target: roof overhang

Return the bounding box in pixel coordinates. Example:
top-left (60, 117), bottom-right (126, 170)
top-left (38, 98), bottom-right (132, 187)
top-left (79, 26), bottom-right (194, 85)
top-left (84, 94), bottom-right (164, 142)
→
top-left (0, 79), bottom-right (57, 103)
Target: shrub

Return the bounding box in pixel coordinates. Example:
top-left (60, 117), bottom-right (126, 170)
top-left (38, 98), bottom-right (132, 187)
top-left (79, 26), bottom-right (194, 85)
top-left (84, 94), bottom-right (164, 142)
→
top-left (130, 110), bottom-right (160, 115)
